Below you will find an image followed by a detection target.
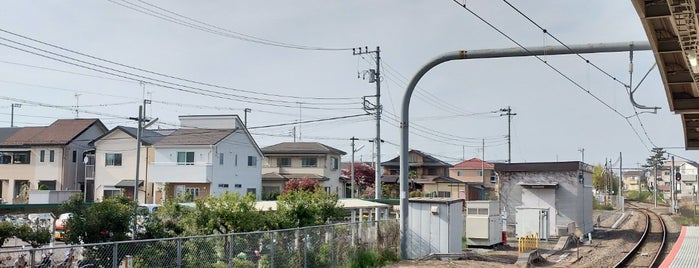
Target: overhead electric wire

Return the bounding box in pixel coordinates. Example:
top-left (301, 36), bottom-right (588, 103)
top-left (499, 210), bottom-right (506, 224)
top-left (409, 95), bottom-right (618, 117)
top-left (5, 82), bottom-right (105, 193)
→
top-left (110, 0), bottom-right (353, 52)
top-left (0, 59), bottom-right (135, 83)
top-left (247, 113), bottom-right (370, 130)
top-left (0, 36), bottom-right (360, 110)
top-left (451, 1), bottom-right (650, 148)
top-left (501, 0), bottom-right (630, 89)
top-left (0, 28), bottom-right (357, 102)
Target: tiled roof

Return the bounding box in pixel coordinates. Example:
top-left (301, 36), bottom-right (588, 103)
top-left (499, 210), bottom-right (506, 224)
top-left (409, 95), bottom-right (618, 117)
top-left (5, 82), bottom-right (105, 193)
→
top-left (0, 119), bottom-right (105, 146)
top-left (495, 161), bottom-right (583, 172)
top-left (0, 128), bottom-right (22, 143)
top-left (381, 149), bottom-right (452, 167)
top-left (261, 142), bottom-right (346, 155)
top-left (154, 128), bottom-right (235, 145)
top-left (92, 126), bottom-right (167, 146)
top-left (453, 158), bottom-right (494, 169)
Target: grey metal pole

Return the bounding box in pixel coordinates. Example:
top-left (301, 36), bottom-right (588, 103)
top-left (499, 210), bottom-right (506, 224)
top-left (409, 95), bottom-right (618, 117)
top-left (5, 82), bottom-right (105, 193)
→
top-left (132, 105), bottom-right (142, 239)
top-left (672, 156), bottom-right (675, 213)
top-left (350, 137), bottom-right (358, 198)
top-left (619, 152), bottom-right (623, 213)
top-left (399, 41), bottom-right (650, 259)
top-left (375, 46), bottom-right (382, 220)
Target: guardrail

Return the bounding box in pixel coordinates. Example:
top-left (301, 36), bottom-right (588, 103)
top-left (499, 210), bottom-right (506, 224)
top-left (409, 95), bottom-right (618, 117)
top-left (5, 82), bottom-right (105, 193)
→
top-left (517, 232), bottom-right (539, 253)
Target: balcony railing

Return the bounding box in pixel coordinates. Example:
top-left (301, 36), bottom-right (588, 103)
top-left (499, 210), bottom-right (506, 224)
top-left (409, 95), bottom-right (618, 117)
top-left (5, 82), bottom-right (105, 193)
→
top-left (148, 162), bottom-right (213, 183)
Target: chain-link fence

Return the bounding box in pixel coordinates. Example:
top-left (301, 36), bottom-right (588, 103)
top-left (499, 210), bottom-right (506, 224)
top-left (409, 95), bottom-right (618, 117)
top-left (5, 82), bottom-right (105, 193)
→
top-left (0, 220), bottom-right (399, 268)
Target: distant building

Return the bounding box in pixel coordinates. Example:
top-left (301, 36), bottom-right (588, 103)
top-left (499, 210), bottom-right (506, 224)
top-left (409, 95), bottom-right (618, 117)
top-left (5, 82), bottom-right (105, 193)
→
top-left (381, 150), bottom-right (472, 199)
top-left (495, 161), bottom-right (593, 238)
top-left (450, 158), bottom-right (497, 199)
top-left (261, 142), bottom-right (346, 198)
top-left (148, 115), bottom-right (263, 202)
top-left (622, 170), bottom-right (645, 191)
top-left (0, 119), bottom-right (108, 204)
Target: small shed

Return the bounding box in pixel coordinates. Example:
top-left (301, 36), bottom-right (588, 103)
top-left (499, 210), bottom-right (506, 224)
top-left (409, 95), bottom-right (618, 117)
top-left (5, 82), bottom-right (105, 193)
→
top-left (407, 197), bottom-right (463, 259)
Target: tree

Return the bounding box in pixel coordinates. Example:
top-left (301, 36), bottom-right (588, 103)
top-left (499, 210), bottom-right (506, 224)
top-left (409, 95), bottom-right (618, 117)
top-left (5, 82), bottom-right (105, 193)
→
top-left (193, 192), bottom-right (263, 234)
top-left (341, 163), bottom-right (376, 189)
top-left (62, 194), bottom-right (136, 244)
top-left (643, 147), bottom-right (667, 189)
top-left (276, 185), bottom-right (344, 228)
top-left (15, 224), bottom-right (51, 248)
top-left (282, 178), bottom-right (320, 194)
top-left (0, 221), bottom-right (15, 247)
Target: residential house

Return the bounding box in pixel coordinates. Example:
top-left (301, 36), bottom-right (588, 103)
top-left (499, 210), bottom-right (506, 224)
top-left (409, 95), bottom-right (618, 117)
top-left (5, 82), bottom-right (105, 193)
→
top-left (261, 142), bottom-right (346, 198)
top-left (89, 126), bottom-right (166, 203)
top-left (0, 119), bottom-right (107, 204)
top-left (450, 158), bottom-right (497, 199)
top-left (149, 115), bottom-right (263, 202)
top-left (622, 170), bottom-right (645, 191)
top-left (381, 150), bottom-right (468, 199)
top-left (495, 161), bottom-right (593, 238)
top-left (677, 161), bottom-right (698, 200)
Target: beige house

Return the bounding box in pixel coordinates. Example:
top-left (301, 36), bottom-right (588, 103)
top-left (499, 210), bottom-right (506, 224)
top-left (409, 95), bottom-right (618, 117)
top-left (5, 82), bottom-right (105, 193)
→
top-left (450, 157), bottom-right (497, 199)
top-left (381, 150), bottom-right (469, 199)
top-left (622, 170), bottom-right (644, 191)
top-left (261, 142), bottom-right (346, 199)
top-left (0, 119), bottom-right (107, 204)
top-left (89, 126), bottom-right (166, 203)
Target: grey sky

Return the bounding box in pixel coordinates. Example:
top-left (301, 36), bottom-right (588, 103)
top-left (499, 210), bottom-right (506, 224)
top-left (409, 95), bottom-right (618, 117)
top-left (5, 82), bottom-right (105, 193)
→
top-left (0, 1), bottom-right (690, 167)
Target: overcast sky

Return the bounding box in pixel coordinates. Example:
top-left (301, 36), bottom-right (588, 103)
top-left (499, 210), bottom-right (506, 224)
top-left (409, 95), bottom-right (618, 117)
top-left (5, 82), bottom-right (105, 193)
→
top-left (0, 1), bottom-right (691, 168)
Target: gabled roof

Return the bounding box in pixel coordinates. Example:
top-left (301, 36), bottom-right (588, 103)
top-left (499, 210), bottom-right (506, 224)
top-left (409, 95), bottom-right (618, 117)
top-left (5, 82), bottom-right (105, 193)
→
top-left (154, 128), bottom-right (235, 146)
top-left (0, 119), bottom-right (106, 146)
top-left (381, 149), bottom-right (452, 167)
top-left (261, 142), bottom-right (346, 155)
top-left (453, 158), bottom-right (494, 169)
top-left (0, 128), bottom-right (22, 143)
top-left (90, 126), bottom-right (166, 146)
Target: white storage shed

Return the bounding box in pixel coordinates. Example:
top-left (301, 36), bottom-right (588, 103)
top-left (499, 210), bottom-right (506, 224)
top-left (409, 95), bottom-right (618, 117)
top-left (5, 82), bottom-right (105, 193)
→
top-left (407, 197), bottom-right (463, 259)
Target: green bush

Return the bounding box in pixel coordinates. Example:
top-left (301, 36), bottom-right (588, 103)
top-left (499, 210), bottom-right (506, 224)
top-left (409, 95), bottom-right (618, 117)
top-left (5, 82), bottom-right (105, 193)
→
top-left (231, 258), bottom-right (255, 268)
top-left (15, 224), bottom-right (51, 248)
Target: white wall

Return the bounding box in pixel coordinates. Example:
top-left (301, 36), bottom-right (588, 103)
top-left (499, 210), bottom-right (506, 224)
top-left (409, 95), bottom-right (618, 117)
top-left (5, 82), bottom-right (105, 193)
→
top-left (33, 146), bottom-right (63, 188)
top-left (94, 130), bottom-right (148, 203)
top-left (211, 130), bottom-right (262, 200)
top-left (64, 123), bottom-right (106, 191)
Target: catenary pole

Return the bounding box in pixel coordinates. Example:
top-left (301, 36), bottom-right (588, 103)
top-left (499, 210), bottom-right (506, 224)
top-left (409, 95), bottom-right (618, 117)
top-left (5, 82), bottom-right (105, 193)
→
top-left (400, 41), bottom-right (650, 259)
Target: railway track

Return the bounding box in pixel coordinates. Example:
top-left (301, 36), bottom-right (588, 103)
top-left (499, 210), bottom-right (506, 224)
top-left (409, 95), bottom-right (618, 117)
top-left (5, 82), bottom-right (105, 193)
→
top-left (613, 202), bottom-right (667, 268)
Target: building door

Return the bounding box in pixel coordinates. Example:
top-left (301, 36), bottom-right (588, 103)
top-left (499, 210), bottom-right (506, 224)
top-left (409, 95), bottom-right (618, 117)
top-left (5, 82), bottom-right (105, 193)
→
top-left (521, 188), bottom-right (557, 237)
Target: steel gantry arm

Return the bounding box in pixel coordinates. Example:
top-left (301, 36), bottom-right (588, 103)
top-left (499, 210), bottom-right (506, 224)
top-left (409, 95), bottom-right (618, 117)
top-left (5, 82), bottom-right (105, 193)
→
top-left (398, 41), bottom-right (651, 259)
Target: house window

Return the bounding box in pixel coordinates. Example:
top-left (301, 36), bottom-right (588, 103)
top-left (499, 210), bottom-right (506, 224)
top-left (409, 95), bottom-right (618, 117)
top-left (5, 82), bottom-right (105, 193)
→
top-left (3, 151), bottom-right (31, 164)
top-left (390, 169), bottom-right (398, 175)
top-left (185, 187), bottom-right (200, 201)
top-left (49, 150), bottom-right (55, 162)
top-left (409, 155), bottom-right (418, 162)
top-left (477, 171), bottom-right (483, 177)
top-left (324, 187), bottom-right (331, 194)
top-left (219, 153), bottom-right (224, 165)
top-left (301, 157), bottom-right (317, 167)
top-left (40, 150), bottom-right (45, 162)
top-left (72, 150), bottom-right (77, 163)
top-left (105, 153), bottom-right (122, 166)
top-left (277, 157), bottom-right (291, 167)
top-left (457, 171), bottom-right (463, 176)
top-left (437, 191), bottom-right (451, 198)
top-left (247, 156), bottom-right (257, 167)
top-left (330, 157), bottom-right (339, 170)
top-left (490, 174), bottom-right (497, 183)
top-left (218, 184), bottom-right (229, 188)
top-left (247, 188), bottom-right (257, 196)
top-left (103, 189), bottom-right (122, 199)
top-left (177, 152), bottom-right (195, 165)
top-left (427, 168), bottom-right (436, 175)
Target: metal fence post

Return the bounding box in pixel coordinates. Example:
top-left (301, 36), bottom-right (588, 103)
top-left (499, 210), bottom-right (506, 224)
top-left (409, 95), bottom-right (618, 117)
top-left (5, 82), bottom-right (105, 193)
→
top-left (228, 234), bottom-right (234, 267)
top-left (330, 225), bottom-right (335, 268)
top-left (270, 231), bottom-right (275, 268)
top-left (112, 243), bottom-right (118, 268)
top-left (29, 248), bottom-right (35, 268)
top-left (176, 238), bottom-right (182, 268)
top-left (303, 228), bottom-right (308, 268)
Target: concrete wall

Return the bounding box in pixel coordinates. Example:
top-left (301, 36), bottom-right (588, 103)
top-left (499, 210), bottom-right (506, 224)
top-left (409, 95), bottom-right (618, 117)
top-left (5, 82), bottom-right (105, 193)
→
top-left (499, 170), bottom-right (592, 237)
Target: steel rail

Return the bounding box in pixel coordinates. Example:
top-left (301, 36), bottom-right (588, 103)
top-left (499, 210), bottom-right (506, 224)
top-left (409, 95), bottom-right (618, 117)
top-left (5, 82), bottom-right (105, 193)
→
top-left (614, 203), bottom-right (667, 268)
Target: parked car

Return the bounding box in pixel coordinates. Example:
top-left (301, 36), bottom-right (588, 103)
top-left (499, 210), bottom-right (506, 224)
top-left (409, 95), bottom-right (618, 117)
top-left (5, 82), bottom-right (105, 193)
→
top-left (54, 213), bottom-right (73, 241)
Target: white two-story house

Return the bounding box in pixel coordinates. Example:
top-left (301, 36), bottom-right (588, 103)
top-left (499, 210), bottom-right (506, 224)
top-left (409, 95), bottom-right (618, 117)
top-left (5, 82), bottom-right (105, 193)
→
top-left (261, 142), bottom-right (346, 199)
top-left (0, 119), bottom-right (107, 204)
top-left (149, 115), bottom-right (262, 202)
top-left (90, 126), bottom-right (166, 203)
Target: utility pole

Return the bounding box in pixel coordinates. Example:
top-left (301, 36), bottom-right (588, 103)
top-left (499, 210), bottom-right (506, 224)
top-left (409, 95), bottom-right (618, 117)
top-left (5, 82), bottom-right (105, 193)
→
top-left (481, 139), bottom-right (485, 182)
top-left (619, 152), bottom-right (624, 212)
top-left (500, 106), bottom-right (516, 163)
top-left (244, 108), bottom-right (251, 126)
top-left (10, 103), bottom-right (21, 127)
top-left (671, 155), bottom-right (676, 213)
top-left (353, 46), bottom-right (382, 213)
top-left (74, 94), bottom-right (80, 118)
top-left (578, 148), bottom-right (585, 163)
top-left (350, 137), bottom-right (359, 198)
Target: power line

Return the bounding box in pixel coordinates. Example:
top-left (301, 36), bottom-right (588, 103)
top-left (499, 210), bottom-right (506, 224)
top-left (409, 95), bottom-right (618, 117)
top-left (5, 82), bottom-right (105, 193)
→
top-left (0, 36), bottom-right (360, 110)
top-left (450, 0), bottom-right (650, 148)
top-left (247, 113), bottom-right (370, 129)
top-left (0, 28), bottom-right (357, 102)
top-left (110, 0), bottom-right (353, 51)
top-left (501, 0), bottom-right (630, 88)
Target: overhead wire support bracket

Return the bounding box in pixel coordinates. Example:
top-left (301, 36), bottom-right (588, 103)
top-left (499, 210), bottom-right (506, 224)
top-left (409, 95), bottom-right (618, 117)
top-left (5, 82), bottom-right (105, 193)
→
top-left (628, 43), bottom-right (661, 114)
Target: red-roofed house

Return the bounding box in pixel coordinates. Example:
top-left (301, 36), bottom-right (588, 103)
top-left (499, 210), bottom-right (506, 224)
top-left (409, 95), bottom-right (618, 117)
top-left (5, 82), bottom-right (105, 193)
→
top-left (0, 119), bottom-right (108, 204)
top-left (450, 158), bottom-right (497, 199)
